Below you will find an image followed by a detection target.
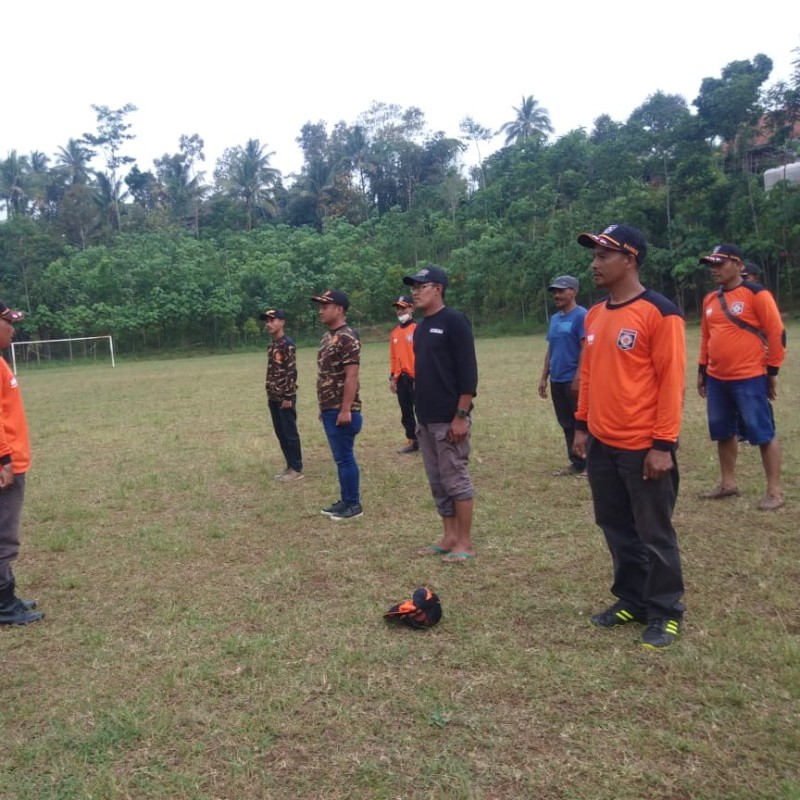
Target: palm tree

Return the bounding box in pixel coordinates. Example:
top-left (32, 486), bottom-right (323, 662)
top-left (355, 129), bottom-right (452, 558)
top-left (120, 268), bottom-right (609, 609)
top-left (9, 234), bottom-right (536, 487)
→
top-left (56, 138), bottom-right (95, 185)
top-left (216, 139), bottom-right (280, 230)
top-left (499, 95), bottom-right (554, 146)
top-left (0, 150), bottom-right (30, 217)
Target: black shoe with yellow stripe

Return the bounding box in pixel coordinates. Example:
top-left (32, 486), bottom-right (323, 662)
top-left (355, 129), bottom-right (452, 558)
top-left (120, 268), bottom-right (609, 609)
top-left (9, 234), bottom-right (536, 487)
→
top-left (590, 602), bottom-right (646, 628)
top-left (640, 618), bottom-right (680, 649)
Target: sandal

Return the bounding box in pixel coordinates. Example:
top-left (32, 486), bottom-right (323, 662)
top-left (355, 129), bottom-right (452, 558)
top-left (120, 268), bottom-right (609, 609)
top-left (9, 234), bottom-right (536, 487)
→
top-left (757, 494), bottom-right (784, 511)
top-left (698, 485), bottom-right (739, 500)
top-left (416, 544), bottom-right (450, 557)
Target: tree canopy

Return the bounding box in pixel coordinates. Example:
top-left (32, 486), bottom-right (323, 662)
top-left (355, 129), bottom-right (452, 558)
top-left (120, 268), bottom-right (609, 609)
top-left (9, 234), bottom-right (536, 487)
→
top-left (2, 49), bottom-right (799, 353)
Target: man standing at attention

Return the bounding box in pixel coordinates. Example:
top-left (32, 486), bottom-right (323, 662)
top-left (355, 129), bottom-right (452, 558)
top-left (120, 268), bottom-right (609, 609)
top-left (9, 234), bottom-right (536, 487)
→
top-left (389, 295), bottom-right (418, 454)
top-left (262, 308), bottom-right (304, 483)
top-left (311, 290), bottom-right (363, 521)
top-left (572, 225), bottom-right (686, 650)
top-left (696, 244), bottom-right (785, 511)
top-left (404, 265), bottom-right (478, 564)
top-left (538, 275), bottom-right (587, 477)
top-left (0, 301), bottom-right (44, 626)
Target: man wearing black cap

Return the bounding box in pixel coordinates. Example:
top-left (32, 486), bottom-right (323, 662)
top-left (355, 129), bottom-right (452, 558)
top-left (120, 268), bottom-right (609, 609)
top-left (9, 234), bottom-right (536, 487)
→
top-left (697, 244), bottom-right (786, 511)
top-left (311, 290), bottom-right (363, 520)
top-left (538, 275), bottom-right (587, 476)
top-left (0, 302), bottom-right (44, 625)
top-left (261, 308), bottom-right (304, 483)
top-left (389, 295), bottom-right (418, 454)
top-left (741, 261), bottom-right (762, 283)
top-left (403, 265), bottom-right (478, 563)
top-left (572, 225), bottom-right (686, 650)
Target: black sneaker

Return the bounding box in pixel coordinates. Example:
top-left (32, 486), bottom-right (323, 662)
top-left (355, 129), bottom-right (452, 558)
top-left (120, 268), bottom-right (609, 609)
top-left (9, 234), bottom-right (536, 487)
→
top-left (590, 602), bottom-right (646, 628)
top-left (330, 503), bottom-right (363, 521)
top-left (0, 597), bottom-right (44, 626)
top-left (397, 442), bottom-right (419, 454)
top-left (321, 500), bottom-right (347, 516)
top-left (640, 618), bottom-right (680, 650)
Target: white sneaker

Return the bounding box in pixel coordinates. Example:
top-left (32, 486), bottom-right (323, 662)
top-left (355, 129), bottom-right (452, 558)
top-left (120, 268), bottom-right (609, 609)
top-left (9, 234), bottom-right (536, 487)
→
top-left (273, 468), bottom-right (290, 480)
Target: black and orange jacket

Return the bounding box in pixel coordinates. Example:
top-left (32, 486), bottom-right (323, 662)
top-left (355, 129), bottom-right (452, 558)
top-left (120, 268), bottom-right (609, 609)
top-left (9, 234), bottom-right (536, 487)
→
top-left (265, 335), bottom-right (298, 401)
top-left (576, 290), bottom-right (685, 451)
top-left (699, 282), bottom-right (785, 380)
top-left (389, 320), bottom-right (416, 380)
top-left (0, 358), bottom-right (31, 474)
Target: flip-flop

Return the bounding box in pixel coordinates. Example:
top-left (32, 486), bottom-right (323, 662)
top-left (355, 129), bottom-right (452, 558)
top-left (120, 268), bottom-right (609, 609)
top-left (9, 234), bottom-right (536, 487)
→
top-left (698, 486), bottom-right (739, 500)
top-left (416, 544), bottom-right (450, 556)
top-left (441, 552), bottom-right (475, 564)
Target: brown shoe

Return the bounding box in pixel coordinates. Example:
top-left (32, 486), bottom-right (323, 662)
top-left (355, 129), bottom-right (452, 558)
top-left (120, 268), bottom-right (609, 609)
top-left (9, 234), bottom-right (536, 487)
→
top-left (757, 494), bottom-right (784, 511)
top-left (698, 485), bottom-right (739, 500)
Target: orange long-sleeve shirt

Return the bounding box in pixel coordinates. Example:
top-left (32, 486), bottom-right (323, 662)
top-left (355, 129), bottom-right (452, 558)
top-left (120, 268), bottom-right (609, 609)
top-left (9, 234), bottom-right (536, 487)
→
top-left (389, 320), bottom-right (416, 379)
top-left (576, 289), bottom-right (686, 451)
top-left (0, 358), bottom-right (31, 473)
top-left (699, 283), bottom-right (786, 380)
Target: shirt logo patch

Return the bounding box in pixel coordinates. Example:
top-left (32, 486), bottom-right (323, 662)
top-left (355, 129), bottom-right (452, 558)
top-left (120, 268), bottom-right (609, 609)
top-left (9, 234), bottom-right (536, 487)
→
top-left (706, 307), bottom-right (713, 316)
top-left (429, 328), bottom-right (444, 334)
top-left (274, 351), bottom-right (284, 363)
top-left (730, 301), bottom-right (744, 316)
top-left (406, 334), bottom-right (414, 343)
top-left (587, 334), bottom-right (595, 345)
top-left (617, 329), bottom-right (638, 351)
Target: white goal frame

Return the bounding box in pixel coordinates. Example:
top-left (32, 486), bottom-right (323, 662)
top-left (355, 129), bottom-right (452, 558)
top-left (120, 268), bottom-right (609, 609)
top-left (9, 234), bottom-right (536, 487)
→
top-left (10, 335), bottom-right (116, 374)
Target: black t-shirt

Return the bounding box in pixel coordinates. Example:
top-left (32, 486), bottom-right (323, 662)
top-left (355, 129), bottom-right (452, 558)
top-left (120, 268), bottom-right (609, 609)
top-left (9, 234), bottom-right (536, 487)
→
top-left (413, 306), bottom-right (478, 424)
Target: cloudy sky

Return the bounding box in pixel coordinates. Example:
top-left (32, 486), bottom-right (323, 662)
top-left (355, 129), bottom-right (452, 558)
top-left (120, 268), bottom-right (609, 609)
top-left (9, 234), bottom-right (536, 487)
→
top-left (4, 1), bottom-right (798, 181)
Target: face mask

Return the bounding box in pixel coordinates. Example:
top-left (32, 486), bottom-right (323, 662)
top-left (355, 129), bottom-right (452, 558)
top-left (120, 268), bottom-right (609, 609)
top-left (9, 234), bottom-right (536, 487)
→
top-left (397, 313), bottom-right (412, 324)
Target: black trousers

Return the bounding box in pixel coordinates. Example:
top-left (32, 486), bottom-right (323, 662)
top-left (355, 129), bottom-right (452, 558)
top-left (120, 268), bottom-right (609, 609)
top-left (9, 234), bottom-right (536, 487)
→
top-left (587, 437), bottom-right (685, 619)
top-left (268, 397), bottom-right (303, 472)
top-left (395, 373), bottom-right (417, 441)
top-left (551, 381), bottom-right (585, 471)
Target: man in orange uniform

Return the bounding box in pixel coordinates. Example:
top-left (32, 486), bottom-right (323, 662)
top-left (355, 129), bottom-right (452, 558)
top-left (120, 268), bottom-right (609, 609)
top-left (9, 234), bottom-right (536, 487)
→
top-left (697, 244), bottom-right (786, 511)
top-left (389, 295), bottom-right (418, 454)
top-left (0, 301), bottom-right (44, 625)
top-left (572, 225), bottom-right (686, 650)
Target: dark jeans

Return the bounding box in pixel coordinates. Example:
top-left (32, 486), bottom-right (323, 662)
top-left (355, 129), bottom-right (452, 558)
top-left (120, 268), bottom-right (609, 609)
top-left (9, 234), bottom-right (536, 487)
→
top-left (395, 373), bottom-right (417, 440)
top-left (587, 437), bottom-right (685, 619)
top-left (321, 409), bottom-right (363, 506)
top-left (268, 397), bottom-right (303, 472)
top-left (551, 381), bottom-right (585, 471)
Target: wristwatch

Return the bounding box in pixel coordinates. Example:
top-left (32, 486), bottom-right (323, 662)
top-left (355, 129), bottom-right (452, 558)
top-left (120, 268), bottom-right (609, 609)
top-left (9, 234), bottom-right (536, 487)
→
top-left (455, 408), bottom-right (469, 419)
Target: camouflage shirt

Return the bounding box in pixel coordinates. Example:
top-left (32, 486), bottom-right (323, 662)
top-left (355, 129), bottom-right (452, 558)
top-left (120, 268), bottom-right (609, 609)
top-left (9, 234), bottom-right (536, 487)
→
top-left (317, 324), bottom-right (361, 411)
top-left (266, 335), bottom-right (298, 401)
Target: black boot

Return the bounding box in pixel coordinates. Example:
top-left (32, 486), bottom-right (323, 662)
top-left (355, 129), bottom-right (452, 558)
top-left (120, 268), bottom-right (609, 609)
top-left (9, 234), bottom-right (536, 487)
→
top-left (0, 581), bottom-right (44, 626)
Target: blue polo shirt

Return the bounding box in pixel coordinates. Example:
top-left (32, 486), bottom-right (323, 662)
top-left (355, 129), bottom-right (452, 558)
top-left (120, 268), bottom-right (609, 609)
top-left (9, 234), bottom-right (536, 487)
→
top-left (546, 305), bottom-right (587, 382)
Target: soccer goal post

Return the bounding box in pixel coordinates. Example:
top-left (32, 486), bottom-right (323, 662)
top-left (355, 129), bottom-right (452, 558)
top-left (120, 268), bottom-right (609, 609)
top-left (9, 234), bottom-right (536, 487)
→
top-left (10, 335), bottom-right (116, 374)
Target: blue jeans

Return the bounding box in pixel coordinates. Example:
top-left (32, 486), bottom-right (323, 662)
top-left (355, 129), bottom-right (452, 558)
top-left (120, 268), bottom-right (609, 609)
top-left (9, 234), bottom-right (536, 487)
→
top-left (321, 409), bottom-right (363, 505)
top-left (705, 374), bottom-right (775, 445)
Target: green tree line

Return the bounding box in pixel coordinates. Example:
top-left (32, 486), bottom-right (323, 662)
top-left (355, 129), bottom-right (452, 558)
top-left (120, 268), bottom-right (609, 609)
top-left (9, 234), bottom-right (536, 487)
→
top-left (1, 49), bottom-right (799, 352)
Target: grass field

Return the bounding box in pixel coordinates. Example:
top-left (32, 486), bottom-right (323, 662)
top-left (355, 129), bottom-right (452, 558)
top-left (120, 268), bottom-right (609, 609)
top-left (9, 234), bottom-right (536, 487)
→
top-left (1, 329), bottom-right (798, 800)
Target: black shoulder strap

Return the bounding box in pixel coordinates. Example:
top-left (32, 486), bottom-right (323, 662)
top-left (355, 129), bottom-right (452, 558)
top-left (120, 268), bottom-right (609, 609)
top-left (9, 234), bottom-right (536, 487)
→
top-left (717, 287), bottom-right (767, 345)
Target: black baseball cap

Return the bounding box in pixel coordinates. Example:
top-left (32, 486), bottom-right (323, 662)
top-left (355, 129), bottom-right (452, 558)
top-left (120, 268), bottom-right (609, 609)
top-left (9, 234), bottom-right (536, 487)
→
top-left (742, 261), bottom-right (761, 278)
top-left (391, 295), bottom-right (414, 308)
top-left (548, 276), bottom-right (579, 291)
top-left (259, 308), bottom-right (286, 321)
top-left (699, 244), bottom-right (744, 265)
top-left (577, 224), bottom-right (648, 264)
top-left (0, 301), bottom-right (24, 323)
top-left (403, 264), bottom-right (449, 288)
top-left (310, 289), bottom-right (349, 310)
